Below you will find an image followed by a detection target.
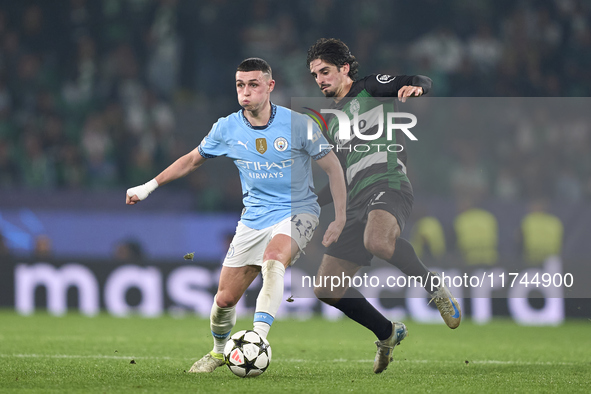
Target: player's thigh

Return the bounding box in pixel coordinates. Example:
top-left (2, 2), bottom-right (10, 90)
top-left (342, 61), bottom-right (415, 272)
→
top-left (263, 234), bottom-right (299, 268)
top-left (267, 214), bottom-right (319, 267)
top-left (223, 222), bottom-right (270, 268)
top-left (363, 190), bottom-right (413, 259)
top-left (325, 209), bottom-right (374, 266)
top-left (216, 265), bottom-right (261, 308)
top-left (315, 254), bottom-right (362, 300)
top-left (364, 209), bottom-right (400, 259)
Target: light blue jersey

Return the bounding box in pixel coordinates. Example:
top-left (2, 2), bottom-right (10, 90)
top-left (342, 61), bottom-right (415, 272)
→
top-left (198, 104), bottom-right (331, 230)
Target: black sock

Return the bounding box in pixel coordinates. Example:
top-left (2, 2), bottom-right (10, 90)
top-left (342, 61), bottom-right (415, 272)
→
top-left (332, 287), bottom-right (393, 341)
top-left (389, 238), bottom-right (438, 294)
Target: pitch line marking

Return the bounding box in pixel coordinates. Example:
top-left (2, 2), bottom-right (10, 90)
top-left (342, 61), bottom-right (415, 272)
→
top-left (0, 354), bottom-right (584, 366)
top-left (0, 354), bottom-right (174, 360)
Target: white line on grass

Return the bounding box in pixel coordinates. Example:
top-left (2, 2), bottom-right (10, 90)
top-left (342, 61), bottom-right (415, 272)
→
top-left (0, 354), bottom-right (174, 360)
top-left (0, 354), bottom-right (582, 366)
top-left (285, 359), bottom-right (582, 366)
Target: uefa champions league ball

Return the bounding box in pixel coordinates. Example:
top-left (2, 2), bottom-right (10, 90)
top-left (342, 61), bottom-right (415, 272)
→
top-left (223, 330), bottom-right (272, 378)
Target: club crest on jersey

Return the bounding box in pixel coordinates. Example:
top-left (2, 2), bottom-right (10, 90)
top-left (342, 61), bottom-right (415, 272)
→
top-left (350, 99), bottom-right (360, 115)
top-left (273, 137), bottom-right (288, 152)
top-left (376, 74), bottom-right (395, 84)
top-left (256, 138), bottom-right (267, 154)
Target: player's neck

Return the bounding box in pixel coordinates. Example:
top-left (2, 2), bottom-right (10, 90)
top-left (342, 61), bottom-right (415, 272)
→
top-left (333, 79), bottom-right (354, 102)
top-left (244, 101), bottom-right (272, 126)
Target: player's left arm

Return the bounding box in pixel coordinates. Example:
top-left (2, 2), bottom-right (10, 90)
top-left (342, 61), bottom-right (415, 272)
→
top-left (367, 74), bottom-right (432, 102)
top-left (315, 150), bottom-right (346, 207)
top-left (315, 151), bottom-right (347, 247)
top-left (397, 75), bottom-right (433, 102)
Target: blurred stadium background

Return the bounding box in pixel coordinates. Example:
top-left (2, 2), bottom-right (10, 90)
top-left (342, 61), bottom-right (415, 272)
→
top-left (0, 0), bottom-right (590, 323)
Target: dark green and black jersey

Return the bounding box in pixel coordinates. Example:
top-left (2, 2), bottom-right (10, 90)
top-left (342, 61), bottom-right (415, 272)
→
top-left (325, 73), bottom-right (431, 207)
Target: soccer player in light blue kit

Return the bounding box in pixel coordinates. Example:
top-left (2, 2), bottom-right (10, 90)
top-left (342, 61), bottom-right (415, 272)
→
top-left (126, 58), bottom-right (347, 373)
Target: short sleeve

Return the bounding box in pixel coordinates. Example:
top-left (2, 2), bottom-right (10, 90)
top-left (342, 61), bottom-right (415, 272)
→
top-left (298, 115), bottom-right (331, 161)
top-left (198, 121), bottom-right (228, 158)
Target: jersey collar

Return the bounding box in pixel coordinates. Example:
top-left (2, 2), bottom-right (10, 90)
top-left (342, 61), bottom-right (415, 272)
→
top-left (331, 80), bottom-right (361, 110)
top-left (241, 102), bottom-right (277, 130)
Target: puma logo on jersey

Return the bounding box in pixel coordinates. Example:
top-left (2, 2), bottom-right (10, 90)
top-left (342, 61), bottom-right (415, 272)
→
top-left (237, 141), bottom-right (249, 150)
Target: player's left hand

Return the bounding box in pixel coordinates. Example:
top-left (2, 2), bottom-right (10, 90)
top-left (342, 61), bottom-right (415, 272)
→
top-left (322, 220), bottom-right (345, 247)
top-left (398, 86), bottom-right (423, 103)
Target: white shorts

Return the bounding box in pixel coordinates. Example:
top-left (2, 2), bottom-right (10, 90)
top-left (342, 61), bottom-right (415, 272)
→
top-left (223, 213), bottom-right (319, 268)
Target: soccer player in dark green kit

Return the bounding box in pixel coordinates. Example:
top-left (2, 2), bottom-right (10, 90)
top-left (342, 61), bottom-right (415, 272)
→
top-left (307, 38), bottom-right (461, 374)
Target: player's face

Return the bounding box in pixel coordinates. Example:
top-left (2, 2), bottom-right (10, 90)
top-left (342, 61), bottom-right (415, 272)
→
top-left (236, 71), bottom-right (275, 112)
top-left (309, 59), bottom-right (350, 98)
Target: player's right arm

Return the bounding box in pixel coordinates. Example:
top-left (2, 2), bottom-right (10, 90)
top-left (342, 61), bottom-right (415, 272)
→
top-left (127, 120), bottom-right (228, 205)
top-left (126, 147), bottom-right (206, 205)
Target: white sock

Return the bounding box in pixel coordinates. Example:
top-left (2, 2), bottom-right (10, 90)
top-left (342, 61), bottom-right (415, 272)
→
top-left (253, 260), bottom-right (285, 339)
top-left (210, 295), bottom-right (236, 354)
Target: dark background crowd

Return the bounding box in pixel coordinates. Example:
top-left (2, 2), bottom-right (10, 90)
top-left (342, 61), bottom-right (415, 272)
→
top-left (0, 0), bottom-right (590, 210)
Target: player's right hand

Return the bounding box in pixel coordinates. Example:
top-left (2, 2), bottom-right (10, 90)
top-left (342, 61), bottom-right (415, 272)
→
top-left (126, 185), bottom-right (145, 205)
top-left (126, 179), bottom-right (159, 205)
top-left (126, 192), bottom-right (141, 205)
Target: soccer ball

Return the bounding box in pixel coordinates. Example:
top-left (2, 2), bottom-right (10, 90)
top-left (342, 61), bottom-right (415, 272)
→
top-left (223, 330), bottom-right (272, 378)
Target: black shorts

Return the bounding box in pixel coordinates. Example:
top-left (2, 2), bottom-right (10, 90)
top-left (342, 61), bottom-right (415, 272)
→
top-left (325, 189), bottom-right (414, 266)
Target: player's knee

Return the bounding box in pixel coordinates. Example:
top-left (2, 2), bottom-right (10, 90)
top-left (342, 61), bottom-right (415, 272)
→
top-left (262, 251), bottom-right (289, 265)
top-left (364, 238), bottom-right (394, 260)
top-left (314, 285), bottom-right (344, 304)
top-left (314, 292), bottom-right (340, 306)
top-left (317, 297), bottom-right (340, 306)
top-left (314, 285), bottom-right (328, 300)
top-left (215, 291), bottom-right (239, 308)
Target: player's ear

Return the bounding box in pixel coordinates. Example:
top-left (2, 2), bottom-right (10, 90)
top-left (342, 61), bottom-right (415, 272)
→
top-left (268, 79), bottom-right (275, 93)
top-left (341, 63), bottom-right (350, 76)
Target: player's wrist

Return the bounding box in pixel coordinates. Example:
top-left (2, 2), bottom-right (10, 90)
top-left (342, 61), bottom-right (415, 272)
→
top-left (146, 178), bottom-right (159, 193)
top-left (334, 215), bottom-right (346, 225)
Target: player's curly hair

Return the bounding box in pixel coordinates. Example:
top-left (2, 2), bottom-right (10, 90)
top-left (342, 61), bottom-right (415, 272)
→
top-left (306, 38), bottom-right (359, 81)
top-left (237, 57), bottom-right (272, 78)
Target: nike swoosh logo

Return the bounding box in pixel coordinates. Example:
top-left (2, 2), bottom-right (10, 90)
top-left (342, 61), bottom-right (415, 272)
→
top-left (371, 201), bottom-right (387, 205)
top-left (451, 300), bottom-right (460, 318)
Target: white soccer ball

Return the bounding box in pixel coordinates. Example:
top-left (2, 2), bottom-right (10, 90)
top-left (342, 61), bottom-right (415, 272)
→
top-left (223, 330), bottom-right (272, 378)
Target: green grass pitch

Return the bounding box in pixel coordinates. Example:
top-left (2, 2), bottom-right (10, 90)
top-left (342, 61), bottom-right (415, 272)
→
top-left (0, 310), bottom-right (589, 393)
